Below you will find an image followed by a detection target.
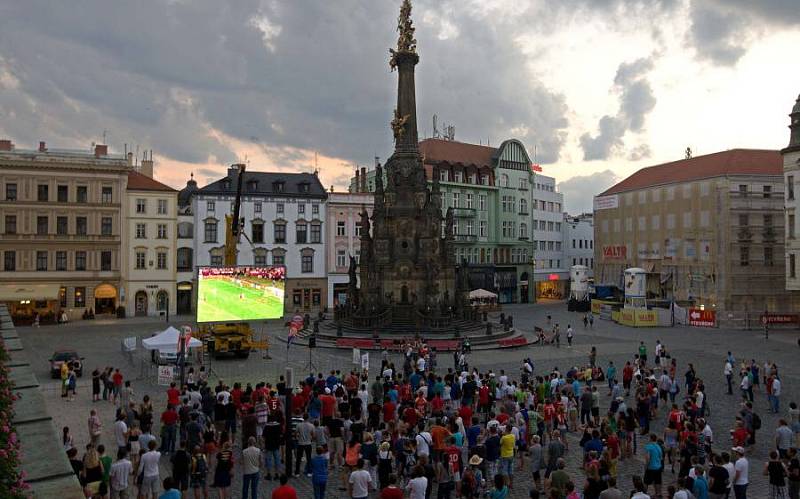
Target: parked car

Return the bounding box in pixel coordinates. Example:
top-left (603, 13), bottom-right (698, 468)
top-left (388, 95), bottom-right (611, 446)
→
top-left (49, 349), bottom-right (83, 378)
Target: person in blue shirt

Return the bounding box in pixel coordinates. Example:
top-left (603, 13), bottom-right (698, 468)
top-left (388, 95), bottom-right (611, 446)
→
top-left (466, 417), bottom-right (482, 449)
top-left (583, 430), bottom-right (604, 456)
top-left (310, 446), bottom-right (329, 499)
top-left (606, 361), bottom-right (617, 394)
top-left (691, 465), bottom-right (709, 499)
top-left (643, 433), bottom-right (664, 498)
top-left (158, 477), bottom-right (181, 499)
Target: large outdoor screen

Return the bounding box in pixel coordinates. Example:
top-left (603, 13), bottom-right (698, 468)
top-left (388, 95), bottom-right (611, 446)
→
top-left (197, 266), bottom-right (286, 323)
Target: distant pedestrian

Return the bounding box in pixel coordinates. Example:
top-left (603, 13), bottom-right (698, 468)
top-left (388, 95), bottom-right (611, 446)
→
top-left (241, 437), bottom-right (261, 499)
top-left (88, 409), bottom-right (102, 447)
top-left (92, 369), bottom-right (101, 402)
top-left (139, 440), bottom-right (162, 499)
top-left (109, 449), bottom-right (132, 499)
top-left (588, 315), bottom-right (594, 328)
top-left (583, 315), bottom-right (589, 328)
top-left (566, 326), bottom-right (574, 347)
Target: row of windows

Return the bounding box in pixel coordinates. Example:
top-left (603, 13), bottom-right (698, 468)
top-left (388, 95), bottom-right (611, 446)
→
top-left (600, 212), bottom-right (712, 233)
top-left (572, 257), bottom-right (594, 267)
top-left (445, 192), bottom-right (487, 211)
top-left (456, 246), bottom-right (529, 265)
top-left (439, 169), bottom-right (492, 186)
top-left (536, 240), bottom-right (563, 251)
top-left (536, 259), bottom-right (562, 269)
top-left (134, 249), bottom-right (169, 270)
top-left (534, 200), bottom-right (561, 212)
top-left (534, 220), bottom-right (562, 232)
top-left (571, 239), bottom-right (593, 249)
top-left (2, 250), bottom-right (112, 272)
top-left (500, 195), bottom-right (527, 213)
top-left (206, 200), bottom-right (319, 216)
top-left (335, 221), bottom-right (363, 237)
top-left (203, 220), bottom-right (322, 244)
top-left (208, 248), bottom-right (315, 273)
top-left (739, 246), bottom-right (774, 267)
top-left (535, 182), bottom-right (555, 192)
top-left (624, 183), bottom-right (775, 206)
top-left (3, 214), bottom-right (114, 236)
top-left (4, 183), bottom-right (114, 203)
top-left (135, 223), bottom-right (169, 239)
top-left (135, 198), bottom-right (170, 215)
top-left (335, 249), bottom-right (361, 267)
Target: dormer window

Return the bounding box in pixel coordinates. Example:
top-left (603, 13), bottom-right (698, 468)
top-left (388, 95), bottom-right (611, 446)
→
top-left (223, 180), bottom-right (232, 190)
top-left (299, 182), bottom-right (310, 193)
top-left (247, 180), bottom-right (259, 192)
top-left (273, 181), bottom-right (285, 193)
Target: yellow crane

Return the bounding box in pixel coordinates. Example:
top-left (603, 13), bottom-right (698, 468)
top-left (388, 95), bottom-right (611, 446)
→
top-left (199, 163), bottom-right (269, 358)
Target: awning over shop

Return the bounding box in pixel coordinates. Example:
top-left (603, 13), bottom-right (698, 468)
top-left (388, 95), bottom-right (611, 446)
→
top-left (469, 288), bottom-right (498, 300)
top-left (0, 283), bottom-right (60, 302)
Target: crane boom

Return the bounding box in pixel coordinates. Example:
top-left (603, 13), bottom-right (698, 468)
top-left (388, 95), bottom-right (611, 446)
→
top-left (224, 163), bottom-right (246, 266)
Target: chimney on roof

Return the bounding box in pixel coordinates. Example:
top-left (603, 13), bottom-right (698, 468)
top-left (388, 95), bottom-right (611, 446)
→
top-left (355, 169), bottom-right (360, 192)
top-left (360, 167), bottom-right (366, 192)
top-left (38, 141), bottom-right (47, 152)
top-left (0, 139), bottom-right (14, 151)
top-left (140, 150), bottom-right (154, 178)
top-left (94, 144), bottom-right (108, 157)
top-left (127, 152), bottom-right (134, 167)
top-left (228, 163), bottom-right (245, 178)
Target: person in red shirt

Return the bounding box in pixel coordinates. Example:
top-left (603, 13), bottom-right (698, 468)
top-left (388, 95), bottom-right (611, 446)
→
top-left (668, 404), bottom-right (685, 432)
top-left (319, 389), bottom-right (336, 423)
top-left (458, 404), bottom-right (473, 425)
top-left (478, 384), bottom-right (490, 414)
top-left (231, 383), bottom-right (243, 408)
top-left (543, 401), bottom-right (556, 434)
top-left (430, 394), bottom-right (444, 417)
top-left (379, 475), bottom-right (403, 499)
top-left (111, 368), bottom-right (124, 404)
top-left (382, 398), bottom-right (396, 423)
top-left (159, 405), bottom-right (179, 453)
top-left (403, 405), bottom-right (418, 428)
top-left (622, 362), bottom-right (634, 396)
top-left (292, 389), bottom-right (306, 413)
top-left (166, 382), bottom-right (180, 407)
top-left (271, 475), bottom-right (298, 499)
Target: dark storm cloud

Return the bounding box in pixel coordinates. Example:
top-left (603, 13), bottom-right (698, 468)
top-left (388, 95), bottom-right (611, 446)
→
top-left (0, 0), bottom-right (569, 171)
top-left (687, 0), bottom-right (800, 66)
top-left (558, 170), bottom-right (619, 214)
top-left (580, 57), bottom-right (657, 161)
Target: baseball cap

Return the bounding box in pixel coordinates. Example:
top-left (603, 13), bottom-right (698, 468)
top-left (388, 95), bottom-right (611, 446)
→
top-left (732, 446), bottom-right (745, 454)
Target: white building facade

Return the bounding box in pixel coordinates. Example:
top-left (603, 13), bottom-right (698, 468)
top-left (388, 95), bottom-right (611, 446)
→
top-left (194, 167), bottom-right (328, 313)
top-left (326, 192), bottom-right (373, 307)
top-left (564, 213), bottom-right (594, 277)
top-left (123, 170), bottom-right (178, 317)
top-left (532, 173), bottom-right (567, 299)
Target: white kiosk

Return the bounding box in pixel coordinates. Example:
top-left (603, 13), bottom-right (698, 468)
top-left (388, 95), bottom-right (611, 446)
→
top-left (567, 265), bottom-right (591, 311)
top-left (623, 267), bottom-right (647, 309)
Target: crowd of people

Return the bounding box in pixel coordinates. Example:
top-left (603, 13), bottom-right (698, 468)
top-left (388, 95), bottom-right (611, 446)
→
top-left (61, 334), bottom-right (800, 499)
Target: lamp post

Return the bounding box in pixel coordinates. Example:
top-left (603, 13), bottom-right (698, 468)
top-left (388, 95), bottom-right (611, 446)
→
top-left (178, 326), bottom-right (186, 387)
top-left (165, 294), bottom-right (170, 323)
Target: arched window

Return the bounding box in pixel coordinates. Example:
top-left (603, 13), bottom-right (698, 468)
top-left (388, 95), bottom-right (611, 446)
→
top-left (156, 290), bottom-right (168, 311)
top-left (520, 222), bottom-right (528, 239)
top-left (499, 174), bottom-right (509, 187)
top-left (520, 198), bottom-right (528, 214)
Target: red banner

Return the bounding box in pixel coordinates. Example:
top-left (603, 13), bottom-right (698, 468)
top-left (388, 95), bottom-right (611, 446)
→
top-left (760, 314), bottom-right (799, 325)
top-left (602, 245), bottom-right (627, 260)
top-left (688, 308), bottom-right (715, 327)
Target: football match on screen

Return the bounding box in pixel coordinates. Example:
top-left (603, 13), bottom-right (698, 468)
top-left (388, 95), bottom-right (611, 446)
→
top-left (197, 266), bottom-right (285, 323)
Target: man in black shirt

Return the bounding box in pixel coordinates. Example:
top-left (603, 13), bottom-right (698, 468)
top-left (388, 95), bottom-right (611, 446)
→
top-left (171, 440), bottom-right (191, 493)
top-left (707, 455), bottom-right (729, 498)
top-left (263, 420), bottom-right (283, 479)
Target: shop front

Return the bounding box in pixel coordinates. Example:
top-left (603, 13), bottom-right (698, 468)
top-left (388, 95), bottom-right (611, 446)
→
top-left (536, 273), bottom-right (567, 300)
top-left (93, 283), bottom-right (118, 315)
top-left (176, 282), bottom-right (193, 315)
top-left (286, 278), bottom-right (327, 314)
top-left (494, 268), bottom-right (518, 304)
top-left (0, 283), bottom-right (61, 325)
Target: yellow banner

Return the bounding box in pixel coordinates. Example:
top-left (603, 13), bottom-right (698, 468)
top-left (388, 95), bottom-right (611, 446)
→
top-left (619, 309), bottom-right (636, 326)
top-left (635, 309), bottom-right (657, 327)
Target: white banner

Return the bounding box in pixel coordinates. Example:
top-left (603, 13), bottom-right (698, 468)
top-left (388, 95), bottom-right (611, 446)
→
top-left (157, 365), bottom-right (174, 386)
top-left (361, 353), bottom-right (369, 370)
top-left (352, 348), bottom-right (361, 365)
top-left (593, 195), bottom-right (619, 210)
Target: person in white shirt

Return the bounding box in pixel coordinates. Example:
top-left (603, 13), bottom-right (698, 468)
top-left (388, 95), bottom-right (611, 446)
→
top-left (113, 415), bottom-right (128, 454)
top-left (416, 356), bottom-right (426, 372)
top-left (724, 361), bottom-right (734, 395)
top-left (139, 440), bottom-right (161, 498)
top-left (242, 437), bottom-right (262, 498)
top-left (415, 431), bottom-right (431, 458)
top-left (732, 447), bottom-right (749, 498)
top-left (109, 449), bottom-right (133, 498)
top-left (630, 475), bottom-right (651, 499)
top-left (722, 453), bottom-right (736, 497)
top-left (405, 466), bottom-right (428, 499)
top-left (771, 377), bottom-right (782, 413)
top-left (348, 459), bottom-right (373, 499)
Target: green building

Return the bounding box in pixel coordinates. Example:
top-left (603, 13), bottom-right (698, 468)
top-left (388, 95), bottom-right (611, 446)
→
top-left (351, 138), bottom-right (536, 303)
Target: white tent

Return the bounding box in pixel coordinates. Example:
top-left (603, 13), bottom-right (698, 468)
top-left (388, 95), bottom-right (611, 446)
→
top-left (142, 326), bottom-right (202, 353)
top-left (469, 288), bottom-right (498, 300)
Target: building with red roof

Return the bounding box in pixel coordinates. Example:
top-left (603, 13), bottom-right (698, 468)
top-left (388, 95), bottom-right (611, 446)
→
top-left (593, 148), bottom-right (799, 325)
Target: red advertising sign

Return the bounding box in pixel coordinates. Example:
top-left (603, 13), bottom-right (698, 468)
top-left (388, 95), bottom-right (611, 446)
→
top-left (688, 308), bottom-right (716, 327)
top-left (531, 163), bottom-right (543, 172)
top-left (602, 245), bottom-right (627, 260)
top-left (760, 314), bottom-right (799, 325)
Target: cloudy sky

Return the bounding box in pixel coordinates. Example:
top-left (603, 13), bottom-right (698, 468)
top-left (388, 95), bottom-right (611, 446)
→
top-left (0, 0), bottom-right (798, 212)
